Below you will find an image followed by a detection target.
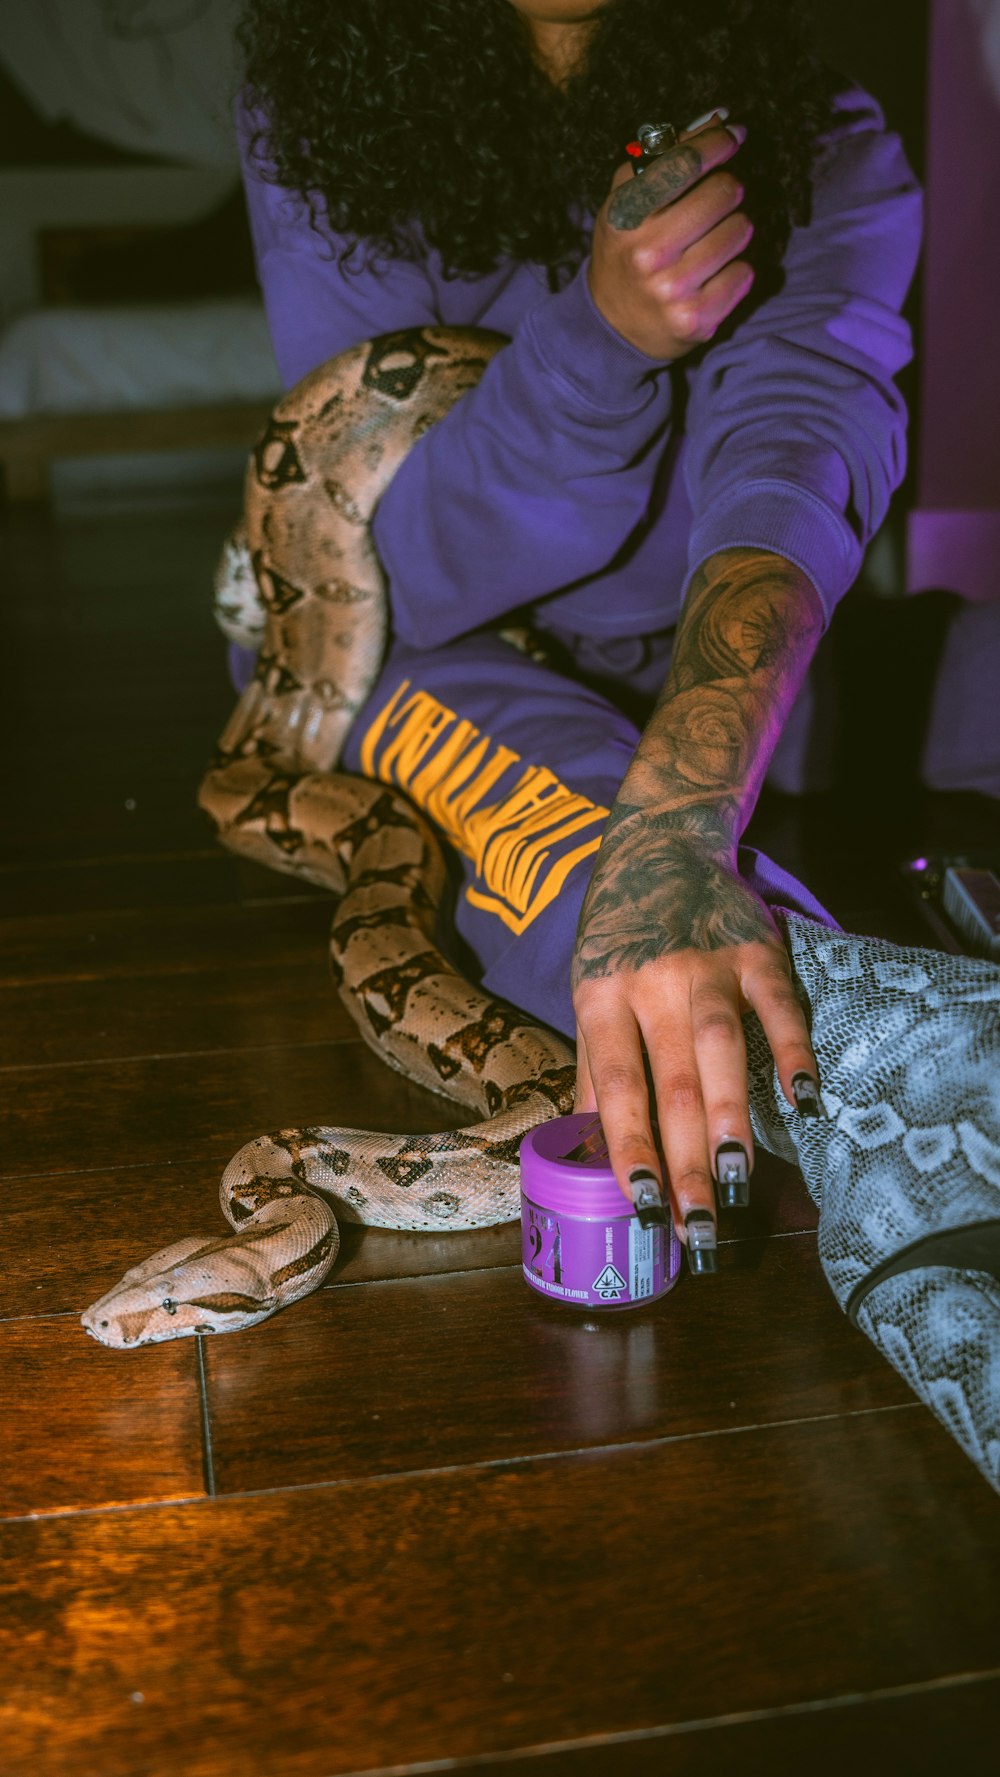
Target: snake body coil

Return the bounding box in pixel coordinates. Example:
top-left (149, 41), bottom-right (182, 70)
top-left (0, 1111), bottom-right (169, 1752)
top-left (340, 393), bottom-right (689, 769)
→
top-left (82, 328), bottom-right (575, 1348)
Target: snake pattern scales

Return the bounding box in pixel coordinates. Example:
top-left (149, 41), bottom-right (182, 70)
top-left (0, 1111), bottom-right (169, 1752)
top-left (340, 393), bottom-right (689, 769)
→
top-left (83, 328), bottom-right (577, 1349)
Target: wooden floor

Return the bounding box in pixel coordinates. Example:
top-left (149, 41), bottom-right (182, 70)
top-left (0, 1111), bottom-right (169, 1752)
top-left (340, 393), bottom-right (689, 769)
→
top-left (2, 502), bottom-right (999, 1776)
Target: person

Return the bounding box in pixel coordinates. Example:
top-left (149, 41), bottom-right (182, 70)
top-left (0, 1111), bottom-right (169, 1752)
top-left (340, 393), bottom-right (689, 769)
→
top-left (229, 0), bottom-right (923, 1272)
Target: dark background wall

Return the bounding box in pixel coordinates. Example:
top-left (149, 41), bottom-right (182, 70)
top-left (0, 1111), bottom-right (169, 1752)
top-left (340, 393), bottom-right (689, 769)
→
top-left (806, 0), bottom-right (929, 175)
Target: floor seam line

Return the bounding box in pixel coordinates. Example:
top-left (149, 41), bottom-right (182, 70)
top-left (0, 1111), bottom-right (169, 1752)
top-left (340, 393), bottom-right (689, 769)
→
top-left (0, 1400), bottom-right (924, 1526)
top-left (195, 1335), bottom-right (216, 1499)
top-left (321, 1668), bottom-right (1000, 1777)
top-left (3, 1238), bottom-right (821, 1321)
top-left (0, 1036), bottom-right (360, 1075)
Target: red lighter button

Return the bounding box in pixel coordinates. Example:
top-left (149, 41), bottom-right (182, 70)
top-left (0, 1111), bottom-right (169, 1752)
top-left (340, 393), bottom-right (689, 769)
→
top-left (625, 141), bottom-right (643, 158)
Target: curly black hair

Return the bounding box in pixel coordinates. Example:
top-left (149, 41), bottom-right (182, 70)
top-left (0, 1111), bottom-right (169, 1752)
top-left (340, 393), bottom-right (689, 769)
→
top-left (237, 0), bottom-right (840, 285)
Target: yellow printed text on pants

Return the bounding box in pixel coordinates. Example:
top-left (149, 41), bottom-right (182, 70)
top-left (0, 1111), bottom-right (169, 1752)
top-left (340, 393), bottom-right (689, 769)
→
top-left (360, 679), bottom-right (609, 935)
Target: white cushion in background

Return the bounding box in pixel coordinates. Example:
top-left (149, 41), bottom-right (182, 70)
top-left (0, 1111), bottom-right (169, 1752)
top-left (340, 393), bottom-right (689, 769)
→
top-left (0, 296), bottom-right (281, 418)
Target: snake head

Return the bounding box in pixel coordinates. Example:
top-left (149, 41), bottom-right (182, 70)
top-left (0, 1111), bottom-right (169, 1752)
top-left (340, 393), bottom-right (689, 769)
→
top-left (81, 1276), bottom-right (277, 1348)
top-left (80, 1232), bottom-right (277, 1348)
top-left (82, 1285), bottom-right (202, 1348)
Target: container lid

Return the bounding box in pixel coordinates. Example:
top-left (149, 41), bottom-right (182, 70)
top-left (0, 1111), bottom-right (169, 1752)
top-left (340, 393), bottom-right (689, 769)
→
top-left (520, 1112), bottom-right (634, 1219)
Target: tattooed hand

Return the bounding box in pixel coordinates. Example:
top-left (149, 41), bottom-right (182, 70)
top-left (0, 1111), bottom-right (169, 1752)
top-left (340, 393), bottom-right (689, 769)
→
top-left (589, 112), bottom-right (754, 361)
top-left (571, 548), bottom-right (826, 1266)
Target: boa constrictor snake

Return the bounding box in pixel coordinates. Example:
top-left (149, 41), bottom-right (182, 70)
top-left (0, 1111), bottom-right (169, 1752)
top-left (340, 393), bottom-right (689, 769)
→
top-left (82, 328), bottom-right (577, 1350)
top-left (81, 328), bottom-right (1000, 1502)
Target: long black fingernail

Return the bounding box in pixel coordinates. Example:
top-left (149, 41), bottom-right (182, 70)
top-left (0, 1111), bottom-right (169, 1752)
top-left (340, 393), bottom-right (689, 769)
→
top-left (685, 1209), bottom-right (718, 1276)
top-left (791, 1071), bottom-right (824, 1118)
top-left (715, 1141), bottom-right (749, 1210)
top-left (629, 1167), bottom-right (668, 1229)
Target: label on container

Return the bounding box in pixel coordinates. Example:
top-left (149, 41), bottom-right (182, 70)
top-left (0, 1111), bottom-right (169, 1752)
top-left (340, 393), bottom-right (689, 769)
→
top-left (593, 1261), bottom-right (627, 1300)
top-left (522, 1197), bottom-right (678, 1309)
top-left (628, 1219), bottom-right (656, 1300)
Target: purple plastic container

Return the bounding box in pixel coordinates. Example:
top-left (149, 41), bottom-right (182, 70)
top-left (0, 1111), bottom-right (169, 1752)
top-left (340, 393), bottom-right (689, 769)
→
top-left (520, 1112), bottom-right (683, 1311)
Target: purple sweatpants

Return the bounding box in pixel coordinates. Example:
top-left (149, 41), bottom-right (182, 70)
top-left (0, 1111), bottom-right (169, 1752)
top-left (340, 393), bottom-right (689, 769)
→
top-left (334, 631), bottom-right (832, 1038)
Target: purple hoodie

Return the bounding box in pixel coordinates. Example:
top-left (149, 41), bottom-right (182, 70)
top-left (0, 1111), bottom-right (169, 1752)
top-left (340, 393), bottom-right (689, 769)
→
top-left (237, 88), bottom-right (922, 651)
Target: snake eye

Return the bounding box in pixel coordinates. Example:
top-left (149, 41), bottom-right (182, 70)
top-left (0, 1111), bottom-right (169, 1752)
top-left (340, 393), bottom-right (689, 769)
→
top-left (100, 1320), bottom-right (109, 1328)
top-left (162, 1298), bottom-right (178, 1315)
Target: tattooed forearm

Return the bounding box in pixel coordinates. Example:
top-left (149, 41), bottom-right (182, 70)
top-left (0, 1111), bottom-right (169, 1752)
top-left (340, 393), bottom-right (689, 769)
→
top-left (572, 549), bottom-right (824, 979)
top-left (607, 143), bottom-right (705, 231)
top-left (622, 549), bottom-right (824, 831)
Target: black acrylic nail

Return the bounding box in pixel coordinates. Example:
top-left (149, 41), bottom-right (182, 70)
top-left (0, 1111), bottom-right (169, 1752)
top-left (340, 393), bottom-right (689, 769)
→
top-left (791, 1071), bottom-right (823, 1118)
top-left (629, 1167), bottom-right (668, 1229)
top-left (684, 1208), bottom-right (718, 1276)
top-left (715, 1140), bottom-right (749, 1210)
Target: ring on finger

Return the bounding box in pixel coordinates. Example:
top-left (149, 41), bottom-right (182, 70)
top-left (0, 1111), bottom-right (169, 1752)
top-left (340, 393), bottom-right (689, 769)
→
top-left (627, 120), bottom-right (679, 175)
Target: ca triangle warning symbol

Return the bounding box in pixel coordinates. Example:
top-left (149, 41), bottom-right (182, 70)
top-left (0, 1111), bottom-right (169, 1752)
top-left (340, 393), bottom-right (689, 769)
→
top-left (593, 1262), bottom-right (626, 1300)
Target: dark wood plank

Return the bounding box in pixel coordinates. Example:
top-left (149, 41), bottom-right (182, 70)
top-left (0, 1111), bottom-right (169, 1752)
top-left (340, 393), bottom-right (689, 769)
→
top-left (1, 960), bottom-right (353, 1068)
top-left (204, 1236), bottom-right (908, 1494)
top-left (0, 851), bottom-right (325, 919)
top-left (0, 895), bottom-right (333, 985)
top-left (1, 1414), bottom-right (997, 1777)
top-left (451, 1675), bottom-right (1000, 1777)
top-left (1, 1315), bottom-right (204, 1519)
top-left (0, 1041), bottom-right (473, 1180)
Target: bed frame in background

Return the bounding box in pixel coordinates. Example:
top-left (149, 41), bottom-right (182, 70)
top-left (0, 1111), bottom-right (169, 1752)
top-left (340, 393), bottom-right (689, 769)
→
top-left (0, 399), bottom-right (271, 503)
top-left (0, 218), bottom-right (272, 504)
